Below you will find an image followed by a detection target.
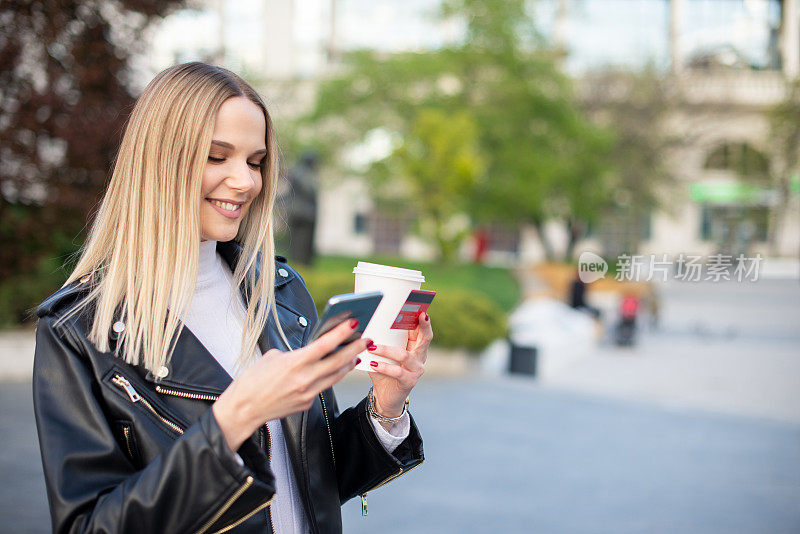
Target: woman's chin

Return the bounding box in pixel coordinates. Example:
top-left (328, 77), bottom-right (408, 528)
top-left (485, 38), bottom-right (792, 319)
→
top-left (200, 225), bottom-right (240, 242)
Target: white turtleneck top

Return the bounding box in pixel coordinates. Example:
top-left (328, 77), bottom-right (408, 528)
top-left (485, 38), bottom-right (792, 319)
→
top-left (180, 240), bottom-right (409, 533)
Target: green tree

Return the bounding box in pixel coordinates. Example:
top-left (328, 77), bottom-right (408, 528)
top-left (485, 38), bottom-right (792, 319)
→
top-left (373, 109), bottom-right (485, 262)
top-left (442, 0), bottom-right (613, 260)
top-left (302, 0), bottom-right (613, 261)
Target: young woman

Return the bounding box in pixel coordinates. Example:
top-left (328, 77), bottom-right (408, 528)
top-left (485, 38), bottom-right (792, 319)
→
top-left (32, 62), bottom-right (429, 534)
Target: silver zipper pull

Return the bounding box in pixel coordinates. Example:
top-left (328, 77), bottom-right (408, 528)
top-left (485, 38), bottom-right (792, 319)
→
top-left (361, 494), bottom-right (368, 516)
top-left (112, 375), bottom-right (141, 402)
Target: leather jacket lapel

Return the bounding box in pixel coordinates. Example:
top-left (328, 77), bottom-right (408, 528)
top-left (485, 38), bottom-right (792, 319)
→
top-left (139, 240), bottom-right (293, 397)
top-left (142, 322), bottom-right (232, 396)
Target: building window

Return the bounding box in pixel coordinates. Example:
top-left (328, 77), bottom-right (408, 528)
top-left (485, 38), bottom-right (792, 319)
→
top-left (640, 211), bottom-right (652, 241)
top-left (353, 213), bottom-right (368, 235)
top-left (699, 205), bottom-right (769, 244)
top-left (370, 212), bottom-right (410, 255)
top-left (596, 207), bottom-right (652, 257)
top-left (486, 223), bottom-right (520, 253)
top-left (700, 204), bottom-right (712, 241)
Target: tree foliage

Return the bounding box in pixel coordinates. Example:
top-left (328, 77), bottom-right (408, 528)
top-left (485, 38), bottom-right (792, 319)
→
top-left (375, 109), bottom-right (485, 262)
top-left (302, 0), bottom-right (613, 261)
top-left (0, 0), bottom-right (184, 324)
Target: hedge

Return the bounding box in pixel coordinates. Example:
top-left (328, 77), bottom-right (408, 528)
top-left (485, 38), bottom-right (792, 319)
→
top-left (294, 268), bottom-right (507, 352)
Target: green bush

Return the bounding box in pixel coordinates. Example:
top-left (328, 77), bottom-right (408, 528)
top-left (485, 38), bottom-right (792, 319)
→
top-left (0, 255), bottom-right (70, 326)
top-left (293, 267), bottom-right (355, 317)
top-left (294, 267), bottom-right (507, 352)
top-left (310, 255), bottom-right (520, 312)
top-left (429, 289), bottom-right (507, 351)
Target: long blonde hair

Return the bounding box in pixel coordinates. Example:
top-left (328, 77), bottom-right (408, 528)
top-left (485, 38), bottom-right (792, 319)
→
top-left (59, 62), bottom-right (291, 376)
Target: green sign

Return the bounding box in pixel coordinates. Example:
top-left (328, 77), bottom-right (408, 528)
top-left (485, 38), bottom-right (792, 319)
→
top-left (689, 182), bottom-right (769, 204)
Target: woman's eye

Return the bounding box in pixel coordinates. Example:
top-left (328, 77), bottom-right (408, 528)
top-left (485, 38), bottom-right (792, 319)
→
top-left (208, 156), bottom-right (225, 163)
top-left (247, 161), bottom-right (264, 170)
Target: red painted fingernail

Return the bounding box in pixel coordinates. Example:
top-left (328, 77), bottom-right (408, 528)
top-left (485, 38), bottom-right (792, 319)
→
top-left (370, 360), bottom-right (378, 367)
top-left (424, 312), bottom-right (430, 322)
top-left (355, 358), bottom-right (362, 365)
top-left (349, 318), bottom-right (359, 329)
top-left (367, 341), bottom-right (377, 351)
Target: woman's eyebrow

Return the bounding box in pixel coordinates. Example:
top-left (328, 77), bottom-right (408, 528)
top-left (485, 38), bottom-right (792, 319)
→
top-left (210, 140), bottom-right (234, 149)
top-left (210, 140), bottom-right (266, 156)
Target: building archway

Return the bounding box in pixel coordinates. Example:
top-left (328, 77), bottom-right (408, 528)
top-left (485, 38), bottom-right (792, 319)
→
top-left (694, 141), bottom-right (774, 256)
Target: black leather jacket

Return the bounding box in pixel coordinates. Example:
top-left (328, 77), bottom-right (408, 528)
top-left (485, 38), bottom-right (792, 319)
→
top-left (32, 240), bottom-right (424, 534)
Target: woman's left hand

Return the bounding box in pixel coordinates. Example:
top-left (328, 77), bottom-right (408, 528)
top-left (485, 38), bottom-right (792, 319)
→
top-left (366, 312), bottom-right (433, 418)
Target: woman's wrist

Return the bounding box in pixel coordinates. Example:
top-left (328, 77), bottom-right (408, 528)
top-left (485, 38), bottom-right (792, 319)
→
top-left (369, 387), bottom-right (409, 419)
top-left (213, 386), bottom-right (258, 453)
top-left (373, 396), bottom-right (405, 418)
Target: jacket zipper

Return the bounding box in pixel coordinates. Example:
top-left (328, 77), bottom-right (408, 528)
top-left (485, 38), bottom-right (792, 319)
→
top-left (211, 496), bottom-right (273, 534)
top-left (121, 424), bottom-right (135, 461)
top-left (359, 459), bottom-right (425, 516)
top-left (318, 393), bottom-right (336, 468)
top-left (155, 385), bottom-right (219, 401)
top-left (111, 374), bottom-right (184, 435)
top-left (263, 424), bottom-right (274, 534)
top-left (156, 384), bottom-right (276, 533)
top-left (194, 475), bottom-right (269, 534)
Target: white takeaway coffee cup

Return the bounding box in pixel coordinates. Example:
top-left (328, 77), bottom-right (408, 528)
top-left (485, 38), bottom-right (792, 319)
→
top-left (353, 261), bottom-right (425, 371)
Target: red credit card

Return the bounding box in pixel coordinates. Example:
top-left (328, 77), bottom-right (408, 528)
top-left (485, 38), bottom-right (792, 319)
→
top-left (390, 290), bottom-right (436, 330)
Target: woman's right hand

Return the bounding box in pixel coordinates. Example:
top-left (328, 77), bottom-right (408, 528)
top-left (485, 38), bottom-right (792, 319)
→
top-left (212, 318), bottom-right (367, 452)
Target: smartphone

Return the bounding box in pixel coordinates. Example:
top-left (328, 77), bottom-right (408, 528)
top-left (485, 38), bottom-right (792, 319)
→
top-left (307, 291), bottom-right (384, 348)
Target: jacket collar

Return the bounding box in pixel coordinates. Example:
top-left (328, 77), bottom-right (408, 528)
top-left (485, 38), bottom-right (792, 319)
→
top-left (141, 240), bottom-right (292, 395)
top-left (215, 240), bottom-right (295, 292)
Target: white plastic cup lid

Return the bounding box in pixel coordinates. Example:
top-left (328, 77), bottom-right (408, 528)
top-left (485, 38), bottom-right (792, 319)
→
top-left (352, 261), bottom-right (425, 283)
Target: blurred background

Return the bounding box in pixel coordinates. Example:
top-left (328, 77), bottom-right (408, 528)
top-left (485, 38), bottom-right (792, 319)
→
top-left (1, 0), bottom-right (799, 532)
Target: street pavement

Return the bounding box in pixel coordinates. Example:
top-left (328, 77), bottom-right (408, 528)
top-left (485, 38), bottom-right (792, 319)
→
top-left (543, 278), bottom-right (800, 423)
top-left (4, 376), bottom-right (797, 534)
top-left (1, 277), bottom-right (799, 533)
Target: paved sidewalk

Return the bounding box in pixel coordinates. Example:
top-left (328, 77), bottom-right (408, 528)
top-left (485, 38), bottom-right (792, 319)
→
top-left (0, 327), bottom-right (36, 382)
top-left (512, 267), bottom-right (800, 423)
top-left (4, 378), bottom-right (798, 534)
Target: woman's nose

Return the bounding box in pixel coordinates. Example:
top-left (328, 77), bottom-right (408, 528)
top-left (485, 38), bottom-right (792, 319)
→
top-left (227, 160), bottom-right (256, 191)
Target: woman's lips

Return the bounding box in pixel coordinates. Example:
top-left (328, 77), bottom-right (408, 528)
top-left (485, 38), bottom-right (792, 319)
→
top-left (206, 199), bottom-right (242, 219)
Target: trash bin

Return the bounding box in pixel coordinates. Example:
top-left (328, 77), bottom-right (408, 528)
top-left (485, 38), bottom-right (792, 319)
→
top-left (508, 342), bottom-right (537, 376)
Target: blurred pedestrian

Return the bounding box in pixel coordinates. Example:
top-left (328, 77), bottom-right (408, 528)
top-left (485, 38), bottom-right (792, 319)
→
top-left (614, 293), bottom-right (639, 346)
top-left (473, 227), bottom-right (489, 264)
top-left (31, 62), bottom-right (427, 534)
top-left (286, 151), bottom-right (319, 265)
top-left (569, 270), bottom-right (601, 320)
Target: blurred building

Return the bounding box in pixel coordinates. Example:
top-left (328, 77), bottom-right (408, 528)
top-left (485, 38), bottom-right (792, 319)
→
top-left (148, 0), bottom-right (800, 263)
top-left (569, 0), bottom-right (800, 263)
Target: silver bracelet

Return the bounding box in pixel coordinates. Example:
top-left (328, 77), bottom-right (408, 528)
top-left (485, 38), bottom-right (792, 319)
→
top-left (367, 386), bottom-right (409, 424)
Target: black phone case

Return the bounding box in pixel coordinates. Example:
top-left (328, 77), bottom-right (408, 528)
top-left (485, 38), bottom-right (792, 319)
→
top-left (307, 291), bottom-right (384, 347)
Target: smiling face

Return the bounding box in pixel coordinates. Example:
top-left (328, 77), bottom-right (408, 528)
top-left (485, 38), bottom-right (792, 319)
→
top-left (199, 96), bottom-right (267, 242)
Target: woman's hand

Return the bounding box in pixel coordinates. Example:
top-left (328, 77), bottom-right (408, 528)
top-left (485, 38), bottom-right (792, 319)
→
top-left (366, 312), bottom-right (433, 424)
top-left (213, 318), bottom-right (368, 452)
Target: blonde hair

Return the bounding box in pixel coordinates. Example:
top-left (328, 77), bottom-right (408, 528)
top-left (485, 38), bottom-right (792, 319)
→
top-left (59, 62), bottom-right (291, 376)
